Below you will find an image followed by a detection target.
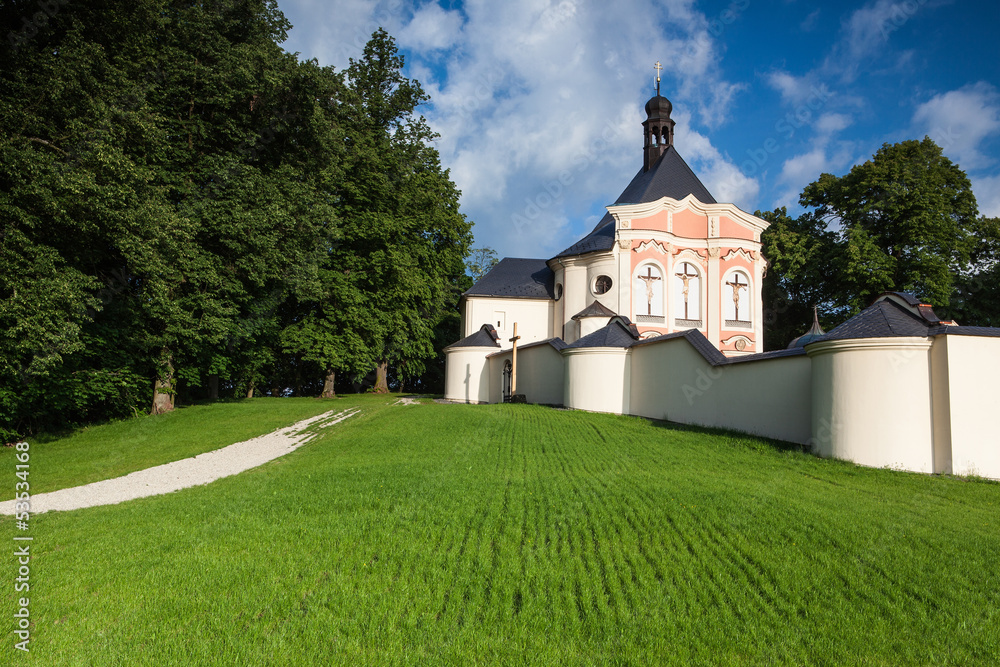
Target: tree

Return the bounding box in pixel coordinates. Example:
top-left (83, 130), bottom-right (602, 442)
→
top-left (757, 208), bottom-right (837, 349)
top-left (466, 247), bottom-right (499, 283)
top-left (800, 137), bottom-right (981, 311)
top-left (759, 137), bottom-right (1000, 349)
top-left (332, 29), bottom-right (472, 394)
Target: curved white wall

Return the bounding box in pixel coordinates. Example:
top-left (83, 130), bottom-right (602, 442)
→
top-left (563, 348), bottom-right (630, 414)
top-left (808, 338), bottom-right (935, 473)
top-left (444, 347), bottom-right (494, 404)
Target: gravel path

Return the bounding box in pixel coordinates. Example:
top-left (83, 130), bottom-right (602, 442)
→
top-left (0, 408), bottom-right (359, 515)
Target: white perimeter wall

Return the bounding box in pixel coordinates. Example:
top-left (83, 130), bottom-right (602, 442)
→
top-left (628, 339), bottom-right (812, 443)
top-left (932, 335), bottom-right (1000, 478)
top-left (487, 345), bottom-right (566, 406)
top-left (444, 348), bottom-right (493, 404)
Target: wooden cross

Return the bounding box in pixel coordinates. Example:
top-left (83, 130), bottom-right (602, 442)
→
top-left (726, 273), bottom-right (748, 320)
top-left (636, 266), bottom-right (661, 315)
top-left (508, 322), bottom-right (521, 396)
top-left (675, 262), bottom-right (698, 319)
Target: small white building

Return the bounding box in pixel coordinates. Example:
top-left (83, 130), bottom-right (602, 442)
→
top-left (444, 84), bottom-right (1000, 480)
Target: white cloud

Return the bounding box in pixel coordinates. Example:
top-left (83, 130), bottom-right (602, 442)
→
top-left (972, 174), bottom-right (1000, 218)
top-left (800, 9), bottom-right (820, 31)
top-left (815, 112), bottom-right (852, 136)
top-left (279, 0), bottom-right (751, 258)
top-left (397, 3), bottom-right (464, 51)
top-left (774, 140), bottom-right (854, 210)
top-left (912, 82), bottom-right (1000, 170)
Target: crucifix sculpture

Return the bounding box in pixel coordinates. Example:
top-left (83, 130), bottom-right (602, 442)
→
top-left (636, 266), bottom-right (661, 315)
top-left (726, 273), bottom-right (748, 320)
top-left (508, 322), bottom-right (521, 396)
top-left (675, 262), bottom-right (698, 319)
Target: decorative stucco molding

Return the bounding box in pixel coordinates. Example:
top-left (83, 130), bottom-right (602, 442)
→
top-left (633, 239), bottom-right (668, 254)
top-left (722, 248), bottom-right (755, 263)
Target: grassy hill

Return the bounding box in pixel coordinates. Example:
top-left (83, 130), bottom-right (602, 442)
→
top-left (3, 396), bottom-right (998, 665)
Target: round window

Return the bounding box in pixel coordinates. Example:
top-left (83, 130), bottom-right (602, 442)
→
top-left (555, 283), bottom-right (563, 300)
top-left (593, 275), bottom-right (613, 295)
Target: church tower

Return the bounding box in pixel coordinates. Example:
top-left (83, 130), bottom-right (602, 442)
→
top-left (643, 61), bottom-right (675, 172)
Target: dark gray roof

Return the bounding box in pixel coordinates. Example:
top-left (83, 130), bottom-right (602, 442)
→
top-left (565, 320), bottom-right (640, 349)
top-left (813, 299), bottom-right (933, 342)
top-left (464, 258), bottom-right (555, 299)
top-left (724, 347), bottom-right (807, 364)
top-left (444, 324), bottom-right (501, 349)
top-left (930, 325), bottom-right (1000, 338)
top-left (556, 146), bottom-right (716, 258)
top-left (571, 300), bottom-right (617, 320)
top-left (629, 329), bottom-right (806, 365)
top-left (629, 329), bottom-right (727, 364)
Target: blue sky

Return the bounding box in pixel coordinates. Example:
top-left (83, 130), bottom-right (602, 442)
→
top-left (277, 0), bottom-right (1000, 260)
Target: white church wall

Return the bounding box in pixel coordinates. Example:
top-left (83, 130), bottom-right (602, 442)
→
top-left (586, 258), bottom-right (619, 313)
top-left (936, 335), bottom-right (1000, 479)
top-left (563, 348), bottom-right (631, 414)
top-left (628, 339), bottom-right (811, 443)
top-left (444, 347), bottom-right (493, 404)
top-left (464, 297), bottom-right (554, 343)
top-left (488, 344), bottom-right (565, 406)
top-left (807, 338), bottom-right (936, 474)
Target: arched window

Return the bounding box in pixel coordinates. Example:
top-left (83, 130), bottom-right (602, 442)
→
top-left (673, 261), bottom-right (702, 325)
top-left (634, 263), bottom-right (664, 321)
top-left (723, 270), bottom-right (751, 325)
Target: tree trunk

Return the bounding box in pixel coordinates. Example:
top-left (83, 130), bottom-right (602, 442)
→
top-left (151, 349), bottom-right (175, 415)
top-left (321, 369), bottom-right (336, 398)
top-left (208, 374), bottom-right (219, 400)
top-left (246, 382), bottom-right (254, 399)
top-left (373, 360), bottom-right (389, 394)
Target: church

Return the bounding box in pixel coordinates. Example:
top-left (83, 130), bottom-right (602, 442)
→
top-left (443, 70), bottom-right (1000, 481)
top-left (456, 75), bottom-right (767, 355)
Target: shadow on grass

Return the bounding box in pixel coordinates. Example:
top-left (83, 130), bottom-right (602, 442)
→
top-left (643, 416), bottom-right (808, 455)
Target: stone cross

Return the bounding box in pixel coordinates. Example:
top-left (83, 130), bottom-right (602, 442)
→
top-left (675, 262), bottom-right (698, 319)
top-left (726, 273), bottom-right (748, 320)
top-left (637, 266), bottom-right (661, 315)
top-left (508, 322), bottom-right (521, 395)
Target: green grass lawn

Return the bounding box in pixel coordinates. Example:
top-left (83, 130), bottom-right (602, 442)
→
top-left (2, 397), bottom-right (998, 665)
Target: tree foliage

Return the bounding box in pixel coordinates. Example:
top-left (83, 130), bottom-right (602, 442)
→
top-left (0, 5), bottom-right (472, 439)
top-left (761, 137), bottom-right (1000, 349)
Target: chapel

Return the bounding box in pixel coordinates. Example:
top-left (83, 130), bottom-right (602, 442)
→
top-left (457, 72), bottom-right (769, 355)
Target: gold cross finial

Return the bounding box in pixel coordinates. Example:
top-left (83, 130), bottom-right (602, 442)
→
top-left (654, 61), bottom-right (663, 81)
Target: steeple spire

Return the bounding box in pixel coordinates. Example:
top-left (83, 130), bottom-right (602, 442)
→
top-left (642, 62), bottom-right (674, 172)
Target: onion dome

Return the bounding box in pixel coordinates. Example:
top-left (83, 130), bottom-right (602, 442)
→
top-left (787, 307), bottom-right (826, 349)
